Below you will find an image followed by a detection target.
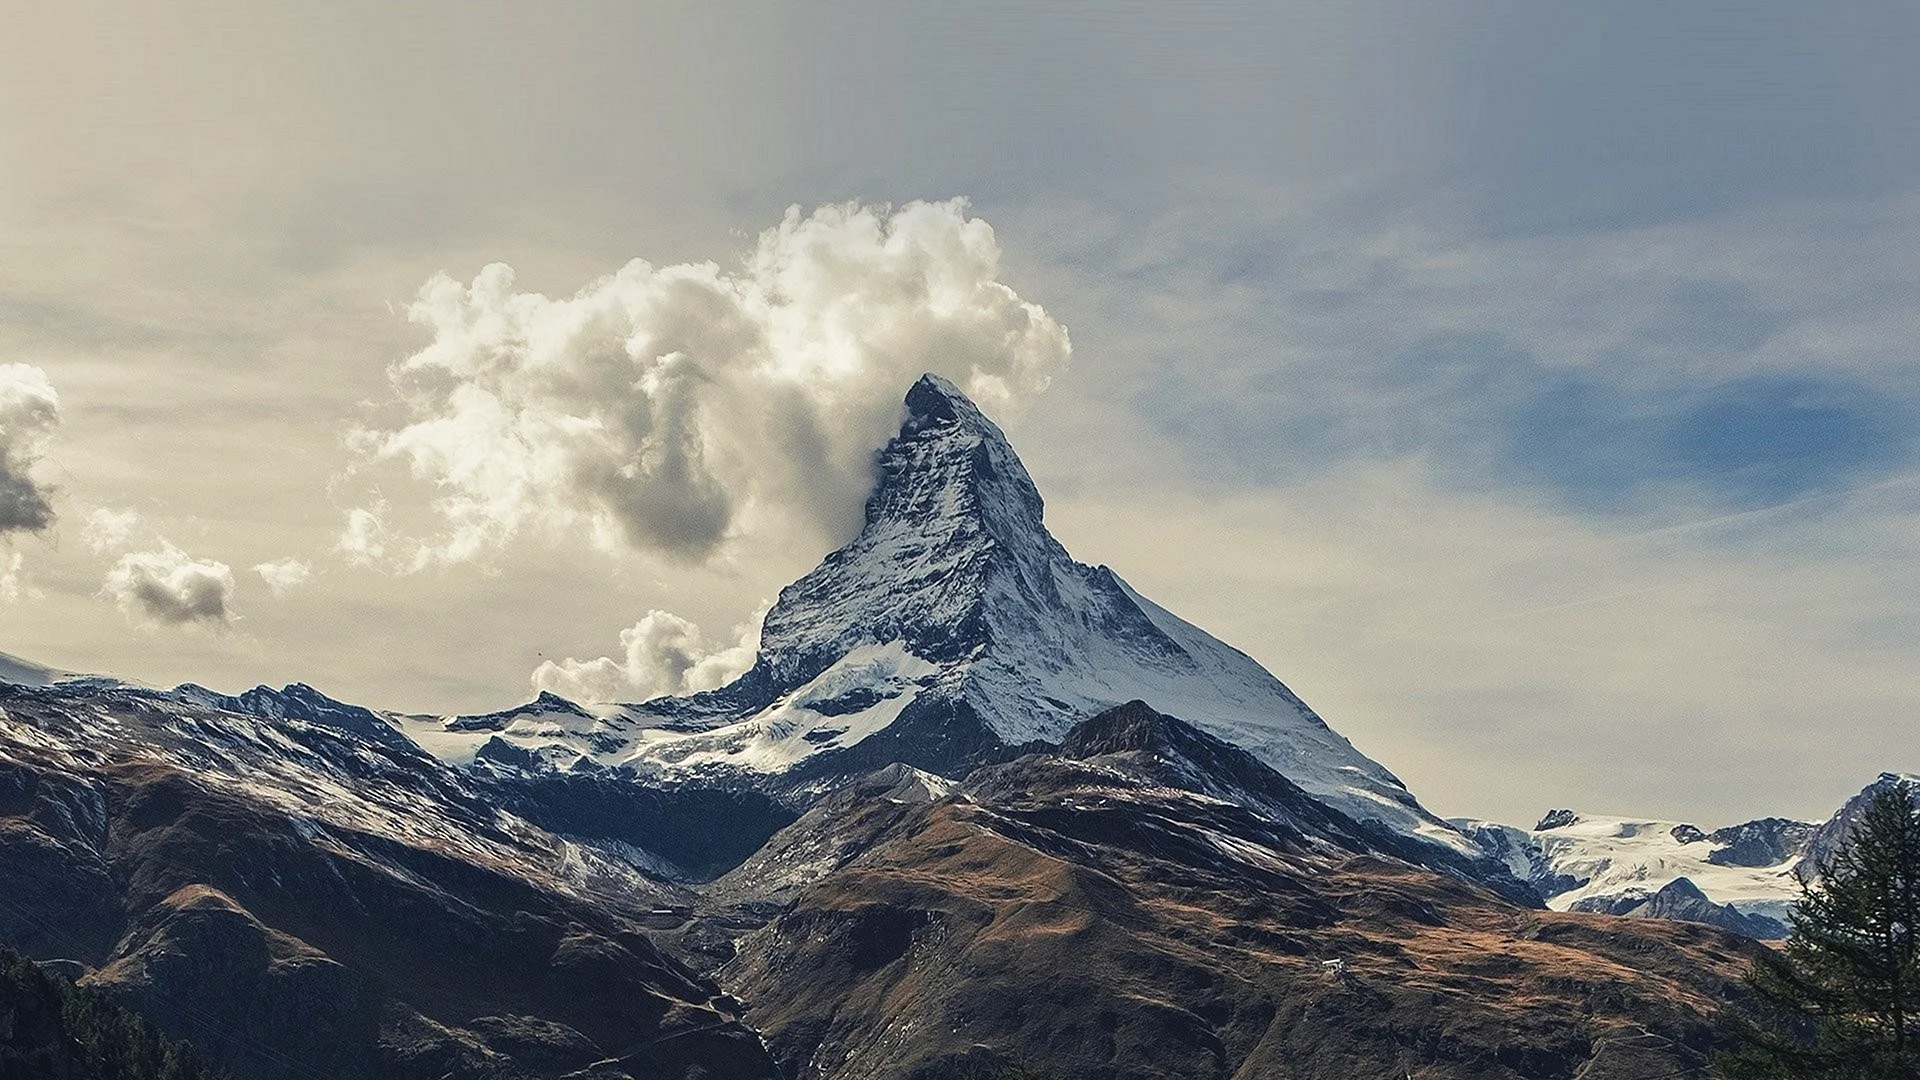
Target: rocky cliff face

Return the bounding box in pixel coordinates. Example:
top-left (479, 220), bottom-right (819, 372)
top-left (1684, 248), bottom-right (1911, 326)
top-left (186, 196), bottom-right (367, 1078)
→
top-left (1799, 772), bottom-right (1920, 877)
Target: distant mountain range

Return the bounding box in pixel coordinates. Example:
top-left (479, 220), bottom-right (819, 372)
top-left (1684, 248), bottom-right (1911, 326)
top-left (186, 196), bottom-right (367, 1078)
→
top-left (1454, 772), bottom-right (1918, 939)
top-left (1, 376), bottom-right (1908, 1079)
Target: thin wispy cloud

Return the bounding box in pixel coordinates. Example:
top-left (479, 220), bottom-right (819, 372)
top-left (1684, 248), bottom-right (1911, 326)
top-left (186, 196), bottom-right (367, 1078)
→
top-left (1018, 189), bottom-right (1920, 522)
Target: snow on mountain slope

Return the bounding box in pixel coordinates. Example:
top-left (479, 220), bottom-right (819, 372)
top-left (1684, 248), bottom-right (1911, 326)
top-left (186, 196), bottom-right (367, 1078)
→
top-left (0, 679), bottom-right (685, 913)
top-left (425, 374), bottom-right (1474, 856)
top-left (1452, 813), bottom-right (1808, 931)
top-left (1452, 778), bottom-right (1920, 937)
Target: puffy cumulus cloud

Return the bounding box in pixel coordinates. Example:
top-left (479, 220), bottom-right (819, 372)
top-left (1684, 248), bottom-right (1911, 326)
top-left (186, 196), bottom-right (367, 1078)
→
top-left (102, 545), bottom-right (236, 628)
top-left (0, 363), bottom-right (61, 537)
top-left (532, 607), bottom-right (763, 704)
top-left (353, 200), bottom-right (1070, 568)
top-left (253, 556), bottom-right (312, 595)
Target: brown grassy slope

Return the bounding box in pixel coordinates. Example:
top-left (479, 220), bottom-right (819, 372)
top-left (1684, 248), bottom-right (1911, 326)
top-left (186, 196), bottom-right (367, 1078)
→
top-left (723, 789), bottom-right (1760, 1080)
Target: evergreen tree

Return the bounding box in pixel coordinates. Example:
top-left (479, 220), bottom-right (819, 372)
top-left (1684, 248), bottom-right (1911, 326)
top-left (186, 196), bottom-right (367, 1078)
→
top-left (0, 946), bottom-right (225, 1079)
top-left (1719, 780), bottom-right (1920, 1078)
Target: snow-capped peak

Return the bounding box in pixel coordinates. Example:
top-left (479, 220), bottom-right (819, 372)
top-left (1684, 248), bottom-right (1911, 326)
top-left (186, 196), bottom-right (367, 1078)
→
top-left (428, 374), bottom-right (1476, 855)
top-left (750, 371), bottom-right (1059, 690)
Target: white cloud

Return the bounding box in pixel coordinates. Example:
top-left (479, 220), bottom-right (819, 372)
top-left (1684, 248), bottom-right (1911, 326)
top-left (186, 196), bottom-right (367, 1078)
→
top-left (336, 505), bottom-right (389, 567)
top-left (532, 606), bottom-right (763, 704)
top-left (0, 363), bottom-right (61, 537)
top-left (0, 550), bottom-right (26, 603)
top-left (351, 200), bottom-right (1070, 568)
top-left (102, 545), bottom-right (237, 628)
top-left (335, 501), bottom-right (428, 573)
top-left (253, 556), bottom-right (312, 595)
top-left (82, 506), bottom-right (141, 553)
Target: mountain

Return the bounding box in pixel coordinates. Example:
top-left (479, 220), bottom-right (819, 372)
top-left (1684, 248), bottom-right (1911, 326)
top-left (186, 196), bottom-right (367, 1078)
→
top-left (422, 374), bottom-right (1480, 862)
top-left (2, 369), bottom-right (1879, 1076)
top-left (1566, 878), bottom-right (1789, 939)
top-left (1451, 813), bottom-right (1805, 938)
top-left (678, 700), bottom-right (1534, 971)
top-left (0, 944), bottom-right (224, 1079)
top-left (0, 678), bottom-right (779, 1079)
top-left (1453, 774), bottom-right (1920, 939)
top-left (172, 681), bottom-right (422, 753)
top-left (0, 649), bottom-right (64, 686)
top-left (1799, 771), bottom-right (1920, 875)
top-left (0, 675), bottom-right (1780, 1079)
top-left (711, 703), bottom-right (1763, 1080)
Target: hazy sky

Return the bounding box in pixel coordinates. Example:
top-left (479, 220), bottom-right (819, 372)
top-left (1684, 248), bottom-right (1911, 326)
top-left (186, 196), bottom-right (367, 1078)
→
top-left (3, 1), bottom-right (1917, 826)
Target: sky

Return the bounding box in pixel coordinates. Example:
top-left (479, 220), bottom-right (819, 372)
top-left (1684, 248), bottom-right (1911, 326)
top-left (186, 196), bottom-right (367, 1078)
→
top-left (2, 1), bottom-right (1917, 826)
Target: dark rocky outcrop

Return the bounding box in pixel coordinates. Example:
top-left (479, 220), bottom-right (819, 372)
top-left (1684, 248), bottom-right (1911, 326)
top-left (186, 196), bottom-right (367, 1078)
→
top-left (1534, 809), bottom-right (1578, 831)
top-left (1706, 817), bottom-right (1815, 868)
top-left (1567, 878), bottom-right (1789, 939)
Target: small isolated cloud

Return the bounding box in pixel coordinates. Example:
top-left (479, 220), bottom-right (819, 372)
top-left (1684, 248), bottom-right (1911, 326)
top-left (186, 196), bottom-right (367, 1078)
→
top-left (0, 363), bottom-right (62, 537)
top-left (102, 545), bottom-right (236, 628)
top-left (82, 506), bottom-right (141, 552)
top-left (335, 500), bottom-right (427, 574)
top-left (336, 504), bottom-right (389, 567)
top-left (253, 556), bottom-right (312, 596)
top-left (0, 550), bottom-right (26, 604)
top-left (351, 200), bottom-right (1070, 569)
top-left (532, 607), bottom-right (763, 704)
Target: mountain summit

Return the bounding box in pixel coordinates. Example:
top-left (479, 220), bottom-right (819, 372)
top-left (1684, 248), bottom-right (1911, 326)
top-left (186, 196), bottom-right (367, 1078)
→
top-left (751, 373), bottom-right (1056, 687)
top-left (427, 374), bottom-right (1474, 853)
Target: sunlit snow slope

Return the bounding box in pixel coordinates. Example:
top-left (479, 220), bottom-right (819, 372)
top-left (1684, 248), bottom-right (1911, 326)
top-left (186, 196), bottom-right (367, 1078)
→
top-left (1454, 813), bottom-right (1809, 931)
top-left (1453, 772), bottom-right (1920, 936)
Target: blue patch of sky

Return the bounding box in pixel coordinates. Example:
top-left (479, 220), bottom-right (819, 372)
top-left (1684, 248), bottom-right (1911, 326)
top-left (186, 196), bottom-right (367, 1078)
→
top-left (1140, 325), bottom-right (1914, 515)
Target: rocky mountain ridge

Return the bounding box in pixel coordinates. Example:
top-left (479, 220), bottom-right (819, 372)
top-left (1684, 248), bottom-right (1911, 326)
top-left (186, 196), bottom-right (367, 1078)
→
top-left (0, 678), bottom-right (778, 1079)
top-left (1451, 772), bottom-right (1919, 939)
top-left (398, 374), bottom-right (1480, 864)
top-left (714, 702), bottom-right (1763, 1079)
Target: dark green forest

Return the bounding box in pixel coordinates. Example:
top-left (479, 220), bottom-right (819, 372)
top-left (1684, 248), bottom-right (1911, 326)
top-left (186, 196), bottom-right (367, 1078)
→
top-left (0, 946), bottom-right (223, 1080)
